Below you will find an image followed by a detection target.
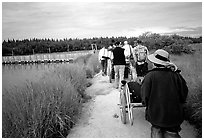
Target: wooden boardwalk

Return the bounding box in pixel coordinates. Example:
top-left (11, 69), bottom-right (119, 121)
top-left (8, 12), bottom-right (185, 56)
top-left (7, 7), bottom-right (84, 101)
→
top-left (2, 50), bottom-right (93, 64)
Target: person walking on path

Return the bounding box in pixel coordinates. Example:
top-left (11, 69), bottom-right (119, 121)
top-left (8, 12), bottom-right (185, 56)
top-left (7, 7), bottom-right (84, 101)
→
top-left (106, 43), bottom-right (114, 78)
top-left (133, 40), bottom-right (149, 81)
top-left (112, 41), bottom-right (126, 89)
top-left (141, 49), bottom-right (188, 138)
top-left (122, 41), bottom-right (133, 64)
top-left (122, 41), bottom-right (134, 79)
top-left (98, 45), bottom-right (109, 76)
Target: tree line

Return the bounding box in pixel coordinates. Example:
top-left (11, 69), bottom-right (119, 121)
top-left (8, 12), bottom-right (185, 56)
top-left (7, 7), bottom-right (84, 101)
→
top-left (2, 32), bottom-right (202, 56)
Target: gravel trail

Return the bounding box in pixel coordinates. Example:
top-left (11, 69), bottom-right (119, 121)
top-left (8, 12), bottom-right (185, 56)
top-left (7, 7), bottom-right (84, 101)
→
top-left (68, 73), bottom-right (197, 138)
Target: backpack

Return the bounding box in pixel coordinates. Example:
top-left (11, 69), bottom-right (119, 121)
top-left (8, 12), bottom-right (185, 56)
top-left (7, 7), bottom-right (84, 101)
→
top-left (135, 45), bottom-right (148, 62)
top-left (128, 81), bottom-right (142, 103)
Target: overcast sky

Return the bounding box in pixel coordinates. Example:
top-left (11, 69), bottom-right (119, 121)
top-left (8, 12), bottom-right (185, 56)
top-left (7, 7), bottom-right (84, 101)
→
top-left (2, 2), bottom-right (202, 40)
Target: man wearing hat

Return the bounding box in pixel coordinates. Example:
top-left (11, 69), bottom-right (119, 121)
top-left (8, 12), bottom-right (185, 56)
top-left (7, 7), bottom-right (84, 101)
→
top-left (141, 49), bottom-right (188, 138)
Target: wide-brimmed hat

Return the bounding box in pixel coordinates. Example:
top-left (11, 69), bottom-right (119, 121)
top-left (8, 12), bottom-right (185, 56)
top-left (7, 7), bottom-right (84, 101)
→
top-left (147, 49), bottom-right (170, 66)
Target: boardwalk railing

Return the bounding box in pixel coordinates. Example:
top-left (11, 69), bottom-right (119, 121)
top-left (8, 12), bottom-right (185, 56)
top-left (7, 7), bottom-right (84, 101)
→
top-left (2, 50), bottom-right (93, 64)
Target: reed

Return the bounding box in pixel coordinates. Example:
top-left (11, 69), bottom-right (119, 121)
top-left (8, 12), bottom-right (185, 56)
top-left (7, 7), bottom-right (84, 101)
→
top-left (171, 44), bottom-right (202, 137)
top-left (2, 53), bottom-right (100, 138)
top-left (73, 53), bottom-right (101, 78)
top-left (3, 74), bottom-right (80, 137)
top-left (84, 53), bottom-right (101, 78)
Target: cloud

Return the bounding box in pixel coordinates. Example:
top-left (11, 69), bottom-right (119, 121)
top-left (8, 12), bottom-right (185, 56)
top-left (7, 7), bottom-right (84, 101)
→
top-left (163, 26), bottom-right (202, 37)
top-left (116, 26), bottom-right (202, 38)
top-left (2, 2), bottom-right (202, 40)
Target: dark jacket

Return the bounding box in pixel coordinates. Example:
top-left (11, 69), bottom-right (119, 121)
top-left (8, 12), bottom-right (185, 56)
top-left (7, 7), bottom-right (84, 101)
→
top-left (141, 68), bottom-right (188, 128)
top-left (112, 47), bottom-right (126, 65)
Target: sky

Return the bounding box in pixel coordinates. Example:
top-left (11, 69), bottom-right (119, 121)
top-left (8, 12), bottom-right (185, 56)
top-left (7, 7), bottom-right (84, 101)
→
top-left (2, 2), bottom-right (202, 40)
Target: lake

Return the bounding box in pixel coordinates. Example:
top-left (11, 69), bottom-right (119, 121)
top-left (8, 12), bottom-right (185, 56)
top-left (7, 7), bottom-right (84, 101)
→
top-left (2, 63), bottom-right (69, 92)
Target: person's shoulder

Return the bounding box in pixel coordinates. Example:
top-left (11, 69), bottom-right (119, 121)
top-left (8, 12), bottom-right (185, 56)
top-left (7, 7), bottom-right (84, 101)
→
top-left (146, 68), bottom-right (169, 75)
top-left (146, 69), bottom-right (156, 75)
top-left (122, 45), bottom-right (127, 48)
top-left (144, 69), bottom-right (156, 76)
top-left (144, 68), bottom-right (166, 80)
top-left (112, 47), bottom-right (118, 51)
top-left (148, 68), bottom-right (182, 76)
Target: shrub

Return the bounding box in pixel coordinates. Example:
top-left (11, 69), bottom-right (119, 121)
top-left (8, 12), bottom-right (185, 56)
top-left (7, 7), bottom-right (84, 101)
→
top-left (171, 43), bottom-right (183, 54)
top-left (182, 44), bottom-right (194, 54)
top-left (73, 53), bottom-right (100, 78)
top-left (163, 45), bottom-right (172, 53)
top-left (163, 43), bottom-right (194, 55)
top-left (85, 66), bottom-right (94, 78)
top-left (85, 53), bottom-right (101, 76)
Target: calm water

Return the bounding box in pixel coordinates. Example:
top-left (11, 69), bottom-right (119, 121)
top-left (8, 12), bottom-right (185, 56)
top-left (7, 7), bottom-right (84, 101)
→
top-left (2, 63), bottom-right (69, 92)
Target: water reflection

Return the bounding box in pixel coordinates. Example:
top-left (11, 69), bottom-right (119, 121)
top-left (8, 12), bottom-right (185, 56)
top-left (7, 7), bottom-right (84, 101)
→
top-left (2, 63), bottom-right (69, 91)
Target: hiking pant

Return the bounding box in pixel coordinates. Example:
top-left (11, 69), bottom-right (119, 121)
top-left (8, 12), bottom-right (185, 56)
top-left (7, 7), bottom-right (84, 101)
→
top-left (101, 59), bottom-right (108, 75)
top-left (151, 125), bottom-right (181, 138)
top-left (107, 59), bottom-right (112, 77)
top-left (114, 65), bottom-right (125, 89)
top-left (124, 63), bottom-right (130, 79)
top-left (124, 62), bottom-right (136, 80)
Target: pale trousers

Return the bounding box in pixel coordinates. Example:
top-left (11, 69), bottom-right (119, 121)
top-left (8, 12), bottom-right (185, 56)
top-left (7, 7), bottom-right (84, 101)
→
top-left (114, 65), bottom-right (125, 89)
top-left (107, 59), bottom-right (112, 76)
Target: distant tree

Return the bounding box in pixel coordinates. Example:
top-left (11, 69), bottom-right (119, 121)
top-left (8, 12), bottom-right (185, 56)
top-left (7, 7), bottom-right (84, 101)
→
top-left (1, 34), bottom-right (201, 56)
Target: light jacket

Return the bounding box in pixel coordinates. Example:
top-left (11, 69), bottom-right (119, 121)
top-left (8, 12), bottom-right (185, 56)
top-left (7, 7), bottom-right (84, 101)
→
top-left (98, 47), bottom-right (108, 61)
top-left (122, 44), bottom-right (133, 62)
top-left (107, 45), bottom-right (114, 60)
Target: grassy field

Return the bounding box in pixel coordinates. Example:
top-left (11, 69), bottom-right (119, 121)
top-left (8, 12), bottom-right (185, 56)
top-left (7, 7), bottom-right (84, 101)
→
top-left (2, 46), bottom-right (202, 137)
top-left (164, 43), bottom-right (202, 137)
top-left (2, 53), bottom-right (100, 138)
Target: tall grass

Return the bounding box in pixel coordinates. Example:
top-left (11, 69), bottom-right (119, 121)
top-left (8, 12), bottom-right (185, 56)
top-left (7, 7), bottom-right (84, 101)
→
top-left (73, 53), bottom-right (101, 78)
top-left (171, 44), bottom-right (202, 137)
top-left (2, 53), bottom-right (100, 138)
top-left (84, 53), bottom-right (101, 78)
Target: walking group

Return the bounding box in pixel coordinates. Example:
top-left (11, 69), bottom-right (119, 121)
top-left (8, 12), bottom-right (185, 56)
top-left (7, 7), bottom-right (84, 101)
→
top-left (99, 40), bottom-right (149, 88)
top-left (98, 40), bottom-right (188, 138)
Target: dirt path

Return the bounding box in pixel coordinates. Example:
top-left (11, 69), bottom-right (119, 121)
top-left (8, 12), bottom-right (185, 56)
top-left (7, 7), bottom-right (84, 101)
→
top-left (67, 73), bottom-right (197, 138)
